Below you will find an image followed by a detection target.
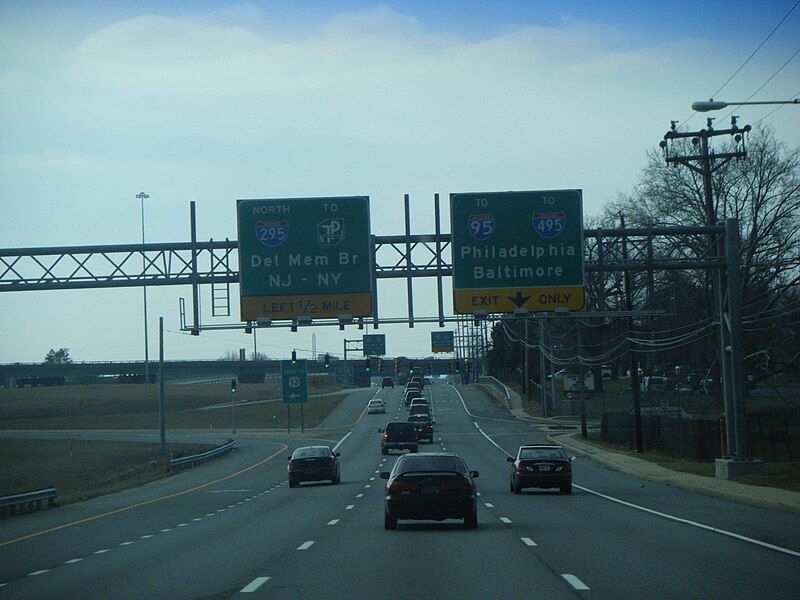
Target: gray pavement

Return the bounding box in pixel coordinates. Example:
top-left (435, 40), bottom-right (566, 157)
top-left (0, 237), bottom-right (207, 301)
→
top-left (479, 382), bottom-right (800, 515)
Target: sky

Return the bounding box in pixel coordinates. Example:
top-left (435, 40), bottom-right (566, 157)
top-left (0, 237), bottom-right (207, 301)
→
top-left (1, 0), bottom-right (799, 365)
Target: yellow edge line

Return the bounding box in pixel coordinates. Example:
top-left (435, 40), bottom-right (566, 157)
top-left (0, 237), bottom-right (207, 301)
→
top-left (0, 443), bottom-right (288, 549)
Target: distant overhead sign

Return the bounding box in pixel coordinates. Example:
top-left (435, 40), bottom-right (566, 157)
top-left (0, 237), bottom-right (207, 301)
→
top-left (362, 334), bottom-right (386, 356)
top-left (450, 190), bottom-right (585, 314)
top-left (431, 331), bottom-right (454, 353)
top-left (237, 196), bottom-right (373, 320)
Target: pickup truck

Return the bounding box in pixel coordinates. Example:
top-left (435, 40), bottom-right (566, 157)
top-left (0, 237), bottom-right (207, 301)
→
top-left (379, 421), bottom-right (418, 454)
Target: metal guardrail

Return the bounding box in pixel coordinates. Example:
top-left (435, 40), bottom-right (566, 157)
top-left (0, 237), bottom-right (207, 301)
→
top-left (0, 487), bottom-right (58, 518)
top-left (169, 439), bottom-right (237, 471)
top-left (478, 376), bottom-right (512, 408)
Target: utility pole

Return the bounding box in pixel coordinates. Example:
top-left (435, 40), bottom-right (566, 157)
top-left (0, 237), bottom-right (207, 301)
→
top-left (620, 213), bottom-right (644, 453)
top-left (660, 117), bottom-right (755, 469)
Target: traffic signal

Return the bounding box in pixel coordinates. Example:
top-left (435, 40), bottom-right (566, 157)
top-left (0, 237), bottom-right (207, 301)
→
top-left (378, 358), bottom-right (384, 372)
top-left (408, 360), bottom-right (414, 374)
top-left (324, 353), bottom-right (330, 368)
top-left (455, 361), bottom-right (461, 373)
top-left (395, 359), bottom-right (400, 374)
top-left (364, 358), bottom-right (371, 372)
top-left (231, 378), bottom-right (237, 393)
top-left (291, 350), bottom-right (297, 364)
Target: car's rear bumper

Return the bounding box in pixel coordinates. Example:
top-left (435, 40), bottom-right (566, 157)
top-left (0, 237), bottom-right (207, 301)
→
top-left (516, 473), bottom-right (571, 489)
top-left (386, 495), bottom-right (475, 520)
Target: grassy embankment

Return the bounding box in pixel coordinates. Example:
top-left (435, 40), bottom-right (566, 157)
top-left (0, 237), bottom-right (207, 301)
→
top-left (0, 380), bottom-right (348, 504)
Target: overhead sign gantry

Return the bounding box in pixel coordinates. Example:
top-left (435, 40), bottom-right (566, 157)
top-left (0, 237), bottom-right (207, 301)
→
top-left (237, 196), bottom-right (373, 321)
top-left (450, 189), bottom-right (585, 313)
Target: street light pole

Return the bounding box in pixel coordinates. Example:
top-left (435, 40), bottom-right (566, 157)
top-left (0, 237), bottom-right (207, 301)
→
top-left (136, 191), bottom-right (150, 384)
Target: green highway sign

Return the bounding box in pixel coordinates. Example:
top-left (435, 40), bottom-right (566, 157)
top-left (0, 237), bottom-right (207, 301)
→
top-left (237, 196), bottom-right (373, 320)
top-left (362, 334), bottom-right (386, 356)
top-left (450, 190), bottom-right (585, 314)
top-left (431, 331), bottom-right (454, 353)
top-left (281, 359), bottom-right (308, 404)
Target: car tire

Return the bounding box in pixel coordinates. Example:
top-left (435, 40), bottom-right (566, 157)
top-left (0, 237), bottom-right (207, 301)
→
top-left (513, 479), bottom-right (522, 494)
top-left (381, 448), bottom-right (388, 455)
top-left (384, 513), bottom-right (397, 530)
top-left (464, 509), bottom-right (478, 530)
top-left (411, 445), bottom-right (418, 453)
top-left (560, 484), bottom-right (572, 495)
top-left (289, 478), bottom-right (298, 488)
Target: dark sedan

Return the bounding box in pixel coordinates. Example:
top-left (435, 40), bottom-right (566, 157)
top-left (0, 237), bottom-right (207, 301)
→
top-left (508, 444), bottom-right (573, 494)
top-left (381, 452), bottom-right (479, 529)
top-left (288, 446), bottom-right (341, 487)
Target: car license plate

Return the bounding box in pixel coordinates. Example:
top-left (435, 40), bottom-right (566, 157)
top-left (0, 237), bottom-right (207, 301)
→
top-left (539, 464), bottom-right (551, 472)
top-left (422, 485), bottom-right (439, 493)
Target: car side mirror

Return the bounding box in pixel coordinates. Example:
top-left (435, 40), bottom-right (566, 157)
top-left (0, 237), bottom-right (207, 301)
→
top-left (506, 457), bottom-right (515, 463)
top-left (335, 452), bottom-right (341, 457)
top-left (469, 471), bottom-right (479, 478)
top-left (379, 472), bottom-right (390, 479)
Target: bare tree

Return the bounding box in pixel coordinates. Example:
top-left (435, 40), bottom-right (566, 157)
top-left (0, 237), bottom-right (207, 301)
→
top-left (603, 125), bottom-right (800, 379)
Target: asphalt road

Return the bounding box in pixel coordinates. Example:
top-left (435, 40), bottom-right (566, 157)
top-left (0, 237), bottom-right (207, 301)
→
top-left (1, 384), bottom-right (798, 599)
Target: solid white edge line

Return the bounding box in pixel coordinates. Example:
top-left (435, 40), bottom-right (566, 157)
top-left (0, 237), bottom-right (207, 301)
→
top-left (574, 484), bottom-right (800, 558)
top-left (240, 576), bottom-right (270, 593)
top-left (456, 384), bottom-right (799, 559)
top-left (562, 574), bottom-right (590, 590)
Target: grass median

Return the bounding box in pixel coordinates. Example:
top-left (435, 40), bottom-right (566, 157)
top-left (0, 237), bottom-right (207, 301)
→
top-left (0, 381), bottom-right (348, 505)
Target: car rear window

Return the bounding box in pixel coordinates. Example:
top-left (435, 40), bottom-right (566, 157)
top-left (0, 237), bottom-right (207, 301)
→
top-left (293, 447), bottom-right (330, 458)
top-left (519, 448), bottom-right (566, 460)
top-left (386, 422), bottom-right (415, 432)
top-left (396, 456), bottom-right (466, 474)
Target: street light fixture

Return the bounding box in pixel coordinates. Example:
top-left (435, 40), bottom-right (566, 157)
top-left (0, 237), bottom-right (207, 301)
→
top-left (692, 98), bottom-right (799, 112)
top-left (136, 191), bottom-right (150, 384)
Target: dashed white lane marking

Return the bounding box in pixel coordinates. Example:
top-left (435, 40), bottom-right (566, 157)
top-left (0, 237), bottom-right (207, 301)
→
top-left (346, 505), bottom-right (355, 510)
top-left (327, 519), bottom-right (340, 526)
top-left (521, 537), bottom-right (537, 547)
top-left (140, 534), bottom-right (154, 539)
top-left (356, 494), bottom-right (364, 498)
top-left (120, 541), bottom-right (134, 546)
top-left (94, 549), bottom-right (111, 554)
top-left (161, 528), bottom-right (173, 533)
top-left (240, 576), bottom-right (270, 593)
top-left (484, 502), bottom-right (494, 508)
top-left (193, 518), bottom-right (203, 522)
top-left (297, 541), bottom-right (314, 551)
top-left (28, 570), bottom-right (49, 576)
top-left (64, 558), bottom-right (83, 564)
top-left (499, 517), bottom-right (512, 524)
top-left (206, 513), bottom-right (215, 517)
top-left (364, 485), bottom-right (371, 489)
top-left (562, 574), bottom-right (590, 590)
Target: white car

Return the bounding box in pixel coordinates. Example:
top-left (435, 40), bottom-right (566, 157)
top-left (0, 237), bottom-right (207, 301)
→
top-left (367, 399), bottom-right (386, 414)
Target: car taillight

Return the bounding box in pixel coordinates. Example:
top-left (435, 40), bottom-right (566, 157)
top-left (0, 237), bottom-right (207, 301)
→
top-left (383, 433), bottom-right (389, 439)
top-left (326, 457), bottom-right (335, 465)
top-left (288, 460), bottom-right (296, 468)
top-left (388, 481), bottom-right (420, 493)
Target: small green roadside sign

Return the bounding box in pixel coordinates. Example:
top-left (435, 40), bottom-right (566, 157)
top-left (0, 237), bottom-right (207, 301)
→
top-left (281, 359), bottom-right (308, 404)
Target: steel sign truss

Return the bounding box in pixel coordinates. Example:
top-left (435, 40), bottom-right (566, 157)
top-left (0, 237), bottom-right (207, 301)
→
top-left (0, 195), bottom-right (730, 331)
